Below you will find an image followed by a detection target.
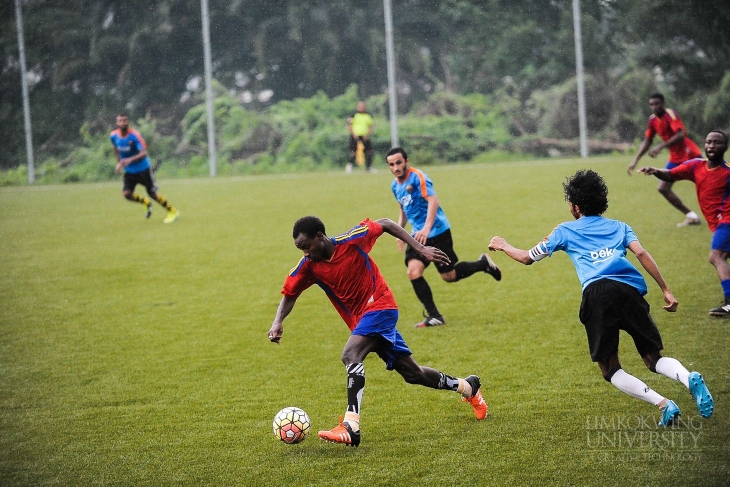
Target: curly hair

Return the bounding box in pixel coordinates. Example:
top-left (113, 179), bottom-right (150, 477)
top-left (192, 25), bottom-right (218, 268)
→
top-left (563, 170), bottom-right (609, 216)
top-left (292, 216), bottom-right (326, 239)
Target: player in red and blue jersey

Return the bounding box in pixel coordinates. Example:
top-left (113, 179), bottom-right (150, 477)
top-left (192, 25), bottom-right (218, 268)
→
top-left (267, 216), bottom-right (488, 447)
top-left (641, 130), bottom-right (730, 316)
top-left (627, 93), bottom-right (702, 227)
top-left (110, 113), bottom-right (179, 223)
top-left (387, 147), bottom-right (501, 328)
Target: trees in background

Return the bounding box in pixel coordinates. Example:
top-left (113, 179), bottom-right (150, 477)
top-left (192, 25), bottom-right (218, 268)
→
top-left (1, 0), bottom-right (728, 172)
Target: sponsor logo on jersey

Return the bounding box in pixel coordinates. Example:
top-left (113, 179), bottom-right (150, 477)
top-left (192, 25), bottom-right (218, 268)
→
top-left (590, 247), bottom-right (615, 264)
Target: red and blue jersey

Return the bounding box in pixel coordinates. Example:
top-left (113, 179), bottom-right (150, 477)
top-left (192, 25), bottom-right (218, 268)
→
top-left (670, 158), bottom-right (730, 232)
top-left (391, 167), bottom-right (450, 238)
top-left (281, 219), bottom-right (398, 330)
top-left (645, 109), bottom-right (701, 163)
top-left (110, 128), bottom-right (151, 174)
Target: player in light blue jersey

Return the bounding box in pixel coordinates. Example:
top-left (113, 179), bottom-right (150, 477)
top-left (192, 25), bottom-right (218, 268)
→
top-left (387, 147), bottom-right (502, 328)
top-left (488, 170), bottom-right (713, 426)
top-left (110, 113), bottom-right (179, 223)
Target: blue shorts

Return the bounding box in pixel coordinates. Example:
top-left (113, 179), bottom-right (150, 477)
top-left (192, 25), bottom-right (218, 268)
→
top-left (352, 309), bottom-right (412, 370)
top-left (711, 223), bottom-right (730, 252)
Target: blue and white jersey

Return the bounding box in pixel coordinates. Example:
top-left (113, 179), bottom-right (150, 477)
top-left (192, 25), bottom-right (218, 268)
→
top-left (528, 216), bottom-right (647, 294)
top-left (391, 167), bottom-right (450, 238)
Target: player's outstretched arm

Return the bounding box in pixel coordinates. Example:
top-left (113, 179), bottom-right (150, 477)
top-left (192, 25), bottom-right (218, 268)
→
top-left (488, 236), bottom-right (534, 265)
top-left (628, 138), bottom-right (652, 175)
top-left (628, 241), bottom-right (678, 312)
top-left (376, 218), bottom-right (450, 266)
top-left (638, 166), bottom-right (674, 182)
top-left (268, 295), bottom-right (298, 343)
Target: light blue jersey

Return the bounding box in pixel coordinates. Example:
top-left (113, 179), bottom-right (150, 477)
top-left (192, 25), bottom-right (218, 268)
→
top-left (110, 128), bottom-right (151, 174)
top-left (391, 167), bottom-right (450, 238)
top-left (529, 216), bottom-right (647, 295)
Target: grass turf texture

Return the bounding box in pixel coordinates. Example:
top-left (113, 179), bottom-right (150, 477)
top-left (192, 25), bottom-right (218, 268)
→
top-left (1, 156), bottom-right (728, 486)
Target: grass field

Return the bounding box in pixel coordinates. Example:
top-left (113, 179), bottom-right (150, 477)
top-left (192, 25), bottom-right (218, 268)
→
top-left (1, 156), bottom-right (728, 486)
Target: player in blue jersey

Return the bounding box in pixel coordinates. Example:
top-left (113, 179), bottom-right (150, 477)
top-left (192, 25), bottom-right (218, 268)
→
top-left (386, 147), bottom-right (502, 328)
top-left (110, 113), bottom-right (179, 223)
top-left (488, 169), bottom-right (713, 426)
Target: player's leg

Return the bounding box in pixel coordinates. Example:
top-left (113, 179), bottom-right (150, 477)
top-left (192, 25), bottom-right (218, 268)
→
top-left (643, 352), bottom-right (714, 419)
top-left (582, 279), bottom-right (678, 426)
top-left (346, 136), bottom-right (357, 173)
top-left (709, 226), bottom-right (730, 315)
top-left (122, 173), bottom-right (152, 217)
top-left (434, 231), bottom-right (502, 283)
top-left (364, 138), bottom-right (374, 172)
top-left (143, 169), bottom-right (179, 223)
top-left (318, 311), bottom-right (396, 446)
top-left (392, 354), bottom-right (487, 420)
top-left (658, 163), bottom-right (699, 226)
top-left (406, 252), bottom-right (445, 327)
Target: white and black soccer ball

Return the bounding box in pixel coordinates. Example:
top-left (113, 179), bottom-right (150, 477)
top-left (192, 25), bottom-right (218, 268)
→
top-left (272, 407), bottom-right (311, 444)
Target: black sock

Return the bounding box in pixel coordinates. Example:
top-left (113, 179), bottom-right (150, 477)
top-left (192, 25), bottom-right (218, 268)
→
top-left (346, 363), bottom-right (365, 415)
top-left (411, 277), bottom-right (440, 316)
top-left (454, 259), bottom-right (488, 281)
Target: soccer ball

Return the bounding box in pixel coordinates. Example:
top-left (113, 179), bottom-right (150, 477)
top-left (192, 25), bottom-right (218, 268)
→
top-left (272, 407), bottom-right (311, 444)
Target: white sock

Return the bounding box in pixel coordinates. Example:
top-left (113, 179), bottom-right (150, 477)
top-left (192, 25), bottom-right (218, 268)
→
top-left (610, 369), bottom-right (664, 405)
top-left (654, 357), bottom-right (690, 388)
top-left (344, 411), bottom-right (360, 432)
top-left (687, 211), bottom-right (699, 219)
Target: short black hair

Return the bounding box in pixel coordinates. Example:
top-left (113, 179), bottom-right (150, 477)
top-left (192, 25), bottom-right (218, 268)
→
top-left (708, 129), bottom-right (729, 145)
top-left (117, 112), bottom-right (130, 119)
top-left (563, 170), bottom-right (609, 216)
top-left (386, 147), bottom-right (408, 160)
top-left (292, 216), bottom-right (326, 239)
top-left (649, 92), bottom-right (664, 102)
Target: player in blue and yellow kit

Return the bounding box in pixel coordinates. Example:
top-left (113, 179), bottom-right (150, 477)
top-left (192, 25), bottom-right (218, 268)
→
top-left (110, 113), bottom-right (179, 223)
top-left (387, 147), bottom-right (502, 328)
top-left (489, 169), bottom-right (713, 426)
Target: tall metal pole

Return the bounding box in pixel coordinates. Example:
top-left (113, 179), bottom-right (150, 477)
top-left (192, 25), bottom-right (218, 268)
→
top-left (14, 0), bottom-right (34, 184)
top-left (383, 0), bottom-right (399, 147)
top-left (201, 0), bottom-right (217, 176)
top-left (572, 0), bottom-right (588, 158)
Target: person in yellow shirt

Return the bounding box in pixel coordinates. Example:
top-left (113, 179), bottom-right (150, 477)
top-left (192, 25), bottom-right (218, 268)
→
top-left (347, 101), bottom-right (375, 172)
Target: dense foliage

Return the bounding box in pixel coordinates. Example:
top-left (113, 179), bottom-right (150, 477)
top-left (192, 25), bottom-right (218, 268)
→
top-left (1, 0), bottom-right (729, 181)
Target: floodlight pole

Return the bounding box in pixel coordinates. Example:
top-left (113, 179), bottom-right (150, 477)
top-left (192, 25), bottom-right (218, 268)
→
top-left (383, 0), bottom-right (399, 147)
top-left (572, 0), bottom-right (588, 158)
top-left (201, 0), bottom-right (217, 176)
top-left (14, 0), bottom-right (34, 184)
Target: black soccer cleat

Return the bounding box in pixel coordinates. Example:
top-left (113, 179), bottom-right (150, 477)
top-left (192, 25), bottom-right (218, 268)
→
top-left (480, 254), bottom-right (502, 281)
top-left (415, 313), bottom-right (446, 328)
top-left (708, 299), bottom-right (730, 317)
top-left (145, 202), bottom-right (153, 219)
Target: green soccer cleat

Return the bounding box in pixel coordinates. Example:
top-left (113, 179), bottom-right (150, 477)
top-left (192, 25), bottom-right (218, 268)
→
top-left (163, 209), bottom-right (180, 224)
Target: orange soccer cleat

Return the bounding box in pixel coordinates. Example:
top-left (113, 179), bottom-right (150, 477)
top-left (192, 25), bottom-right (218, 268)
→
top-left (317, 416), bottom-right (361, 447)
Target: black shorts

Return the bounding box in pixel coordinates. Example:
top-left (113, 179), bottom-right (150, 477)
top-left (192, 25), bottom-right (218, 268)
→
top-left (349, 136), bottom-right (373, 152)
top-left (579, 279), bottom-right (664, 362)
top-left (123, 168), bottom-right (158, 195)
top-left (404, 229), bottom-right (458, 274)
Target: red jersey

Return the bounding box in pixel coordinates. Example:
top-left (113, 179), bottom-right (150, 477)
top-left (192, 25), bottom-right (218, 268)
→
top-left (281, 219), bottom-right (397, 330)
top-left (670, 159), bottom-right (730, 232)
top-left (645, 108), bottom-right (701, 163)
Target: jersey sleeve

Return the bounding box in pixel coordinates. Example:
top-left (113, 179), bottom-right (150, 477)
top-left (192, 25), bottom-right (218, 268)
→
top-left (528, 225), bottom-right (564, 262)
top-left (666, 110), bottom-right (686, 133)
top-left (130, 130), bottom-right (148, 151)
top-left (281, 257), bottom-right (315, 298)
top-left (669, 159), bottom-right (699, 182)
top-left (354, 219), bottom-right (383, 253)
top-left (644, 118), bottom-right (656, 140)
top-left (622, 222), bottom-right (639, 247)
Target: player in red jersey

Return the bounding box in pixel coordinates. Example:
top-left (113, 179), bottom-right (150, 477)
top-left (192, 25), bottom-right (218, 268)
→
top-left (640, 130), bottom-right (730, 315)
top-left (628, 93), bottom-right (702, 227)
top-left (267, 216), bottom-right (488, 447)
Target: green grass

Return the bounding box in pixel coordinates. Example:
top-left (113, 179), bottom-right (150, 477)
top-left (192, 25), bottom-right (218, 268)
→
top-left (1, 156), bottom-right (728, 486)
